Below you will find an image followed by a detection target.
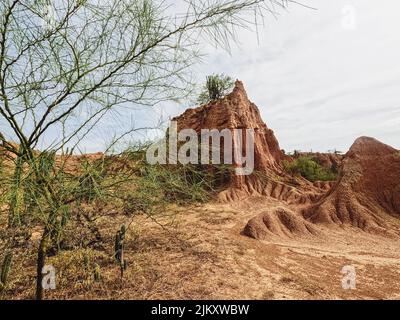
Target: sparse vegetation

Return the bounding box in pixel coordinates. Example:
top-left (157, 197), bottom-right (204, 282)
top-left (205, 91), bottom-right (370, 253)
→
top-left (283, 156), bottom-right (337, 182)
top-left (1, 0), bottom-right (397, 303)
top-left (0, 144), bottom-right (232, 299)
top-left (197, 74), bottom-right (234, 105)
top-left (120, 146), bottom-right (232, 209)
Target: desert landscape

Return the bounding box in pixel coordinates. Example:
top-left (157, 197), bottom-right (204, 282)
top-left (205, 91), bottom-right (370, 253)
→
top-left (1, 80), bottom-right (399, 300)
top-left (1, 0), bottom-right (399, 303)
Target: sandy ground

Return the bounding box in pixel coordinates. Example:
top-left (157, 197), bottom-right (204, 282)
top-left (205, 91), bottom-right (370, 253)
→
top-left (111, 197), bottom-right (400, 300)
top-left (3, 196), bottom-right (400, 300)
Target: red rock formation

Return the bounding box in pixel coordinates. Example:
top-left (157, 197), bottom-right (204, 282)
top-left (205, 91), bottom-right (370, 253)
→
top-left (173, 80), bottom-right (332, 203)
top-left (173, 80), bottom-right (287, 175)
top-left (173, 81), bottom-right (400, 236)
top-left (303, 137), bottom-right (400, 234)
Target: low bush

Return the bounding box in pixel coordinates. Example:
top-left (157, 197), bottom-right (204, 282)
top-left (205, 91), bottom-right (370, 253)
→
top-left (113, 147), bottom-right (232, 216)
top-left (283, 156), bottom-right (337, 182)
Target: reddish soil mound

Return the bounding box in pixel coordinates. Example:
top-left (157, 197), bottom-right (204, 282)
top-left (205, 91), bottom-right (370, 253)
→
top-left (303, 137), bottom-right (400, 233)
top-left (59, 152), bottom-right (104, 173)
top-left (218, 174), bottom-right (329, 204)
top-left (243, 207), bottom-right (319, 239)
top-left (173, 80), bottom-right (336, 205)
top-left (173, 81), bottom-right (288, 187)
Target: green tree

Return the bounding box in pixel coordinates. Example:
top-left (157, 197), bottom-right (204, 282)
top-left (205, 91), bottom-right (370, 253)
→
top-left (197, 74), bottom-right (234, 105)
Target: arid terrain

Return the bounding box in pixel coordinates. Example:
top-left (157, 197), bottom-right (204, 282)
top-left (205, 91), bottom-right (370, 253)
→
top-left (1, 81), bottom-right (399, 300)
top-left (5, 199), bottom-right (400, 300)
top-left (128, 200), bottom-right (400, 300)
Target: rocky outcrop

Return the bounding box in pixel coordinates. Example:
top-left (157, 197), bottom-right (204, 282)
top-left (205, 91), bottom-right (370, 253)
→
top-left (173, 81), bottom-right (338, 205)
top-left (217, 174), bottom-right (331, 204)
top-left (173, 81), bottom-right (287, 188)
top-left (303, 137), bottom-right (400, 234)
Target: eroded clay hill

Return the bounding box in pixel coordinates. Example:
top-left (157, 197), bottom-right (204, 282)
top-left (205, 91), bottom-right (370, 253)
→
top-left (174, 81), bottom-right (331, 203)
top-left (173, 81), bottom-right (400, 239)
top-left (173, 80), bottom-right (286, 172)
top-left (244, 136), bottom-right (400, 239)
top-left (303, 137), bottom-right (400, 235)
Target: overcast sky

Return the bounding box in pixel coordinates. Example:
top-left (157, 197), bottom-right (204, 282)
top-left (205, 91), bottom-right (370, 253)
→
top-left (78, 0), bottom-right (400, 153)
top-left (186, 0), bottom-right (400, 153)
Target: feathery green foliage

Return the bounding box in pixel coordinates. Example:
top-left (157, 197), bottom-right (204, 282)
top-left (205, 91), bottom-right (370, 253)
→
top-left (120, 146), bottom-right (231, 215)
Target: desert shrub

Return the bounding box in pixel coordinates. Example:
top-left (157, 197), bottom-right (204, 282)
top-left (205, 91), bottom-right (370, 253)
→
top-left (107, 144), bottom-right (232, 217)
top-left (283, 156), bottom-right (337, 182)
top-left (197, 74), bottom-right (234, 105)
top-left (119, 147), bottom-right (231, 215)
top-left (0, 143), bottom-right (231, 297)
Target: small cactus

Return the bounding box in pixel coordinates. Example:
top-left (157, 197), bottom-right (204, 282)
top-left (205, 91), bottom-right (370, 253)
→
top-left (114, 225), bottom-right (127, 278)
top-left (93, 263), bottom-right (101, 282)
top-left (0, 252), bottom-right (13, 291)
top-left (83, 254), bottom-right (90, 269)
